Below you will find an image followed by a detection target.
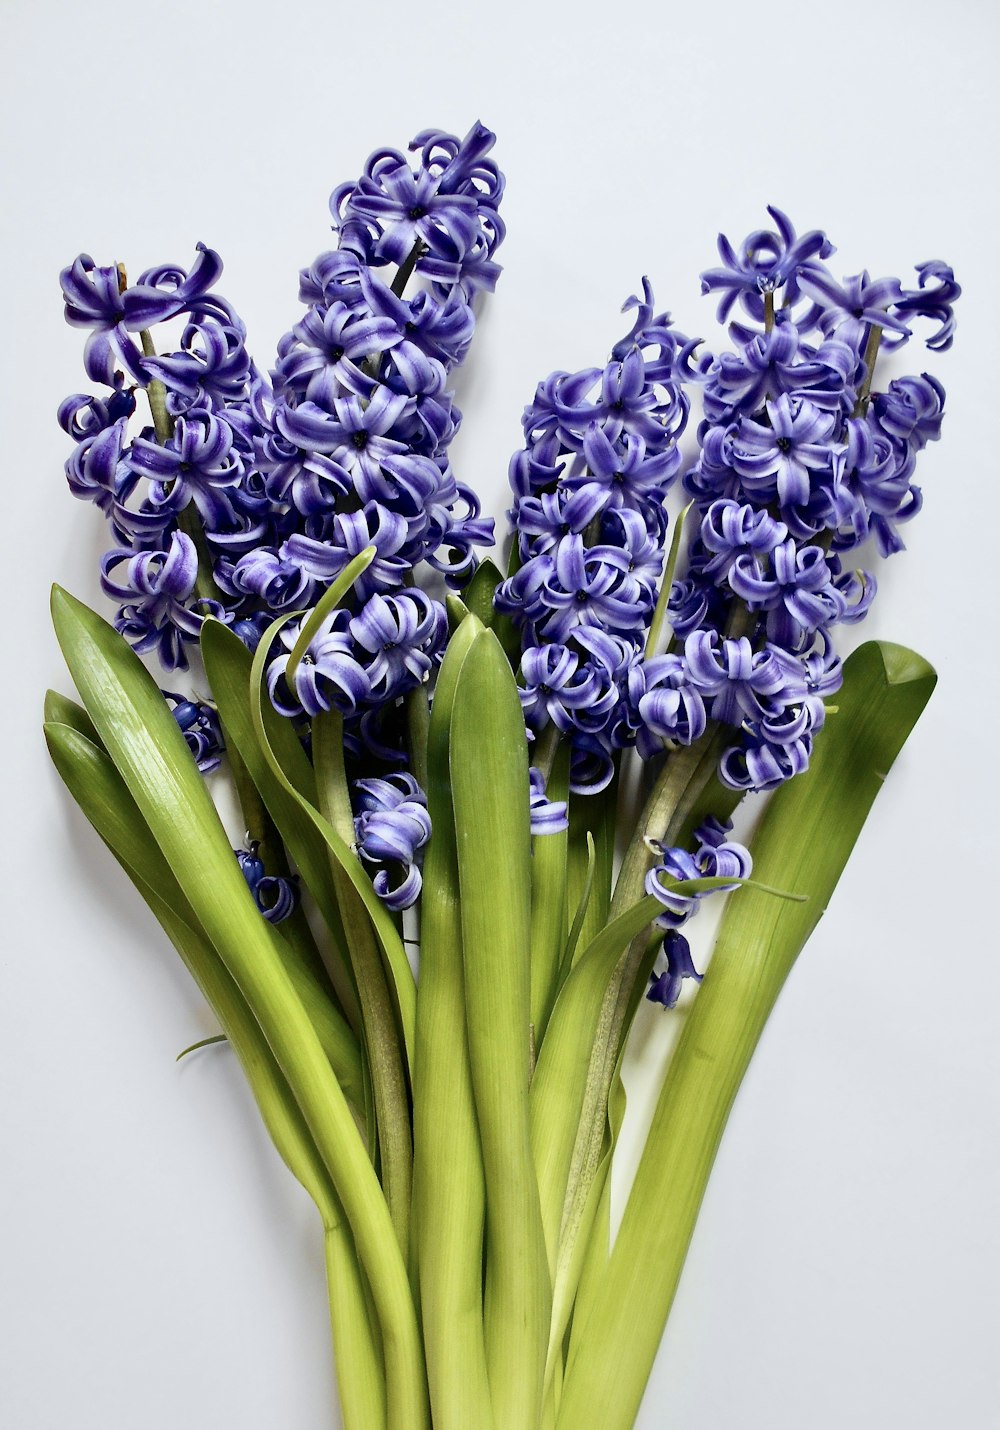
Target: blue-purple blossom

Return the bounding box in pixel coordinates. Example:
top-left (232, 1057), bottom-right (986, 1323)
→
top-left (645, 817), bottom-right (752, 930)
top-left (646, 930), bottom-right (702, 1009)
top-left (268, 609), bottom-right (371, 719)
top-left (528, 766), bottom-right (569, 836)
top-left (700, 206), bottom-right (836, 322)
top-left (100, 532), bottom-right (223, 669)
top-left (164, 692), bottom-right (224, 773)
top-left (235, 847), bottom-right (298, 923)
top-left (352, 774), bottom-right (431, 910)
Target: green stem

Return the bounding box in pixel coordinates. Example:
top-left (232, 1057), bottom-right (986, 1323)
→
top-left (312, 707), bottom-right (413, 1259)
top-left (411, 618), bottom-right (495, 1430)
top-left (853, 322), bottom-right (883, 415)
top-left (529, 739), bottom-right (570, 1045)
top-left (405, 680), bottom-right (430, 792)
top-left (139, 328), bottom-right (172, 442)
top-left (325, 1225), bottom-right (387, 1430)
top-left (532, 722), bottom-right (562, 785)
top-left (392, 240), bottom-right (425, 298)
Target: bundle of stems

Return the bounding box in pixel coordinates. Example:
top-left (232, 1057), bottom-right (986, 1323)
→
top-left (44, 548), bottom-right (935, 1429)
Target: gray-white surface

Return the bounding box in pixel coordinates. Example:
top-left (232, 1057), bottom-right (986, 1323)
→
top-left (2, 0), bottom-right (997, 1425)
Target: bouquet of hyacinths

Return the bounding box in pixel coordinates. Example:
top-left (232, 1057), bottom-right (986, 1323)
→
top-left (44, 121), bottom-right (958, 1430)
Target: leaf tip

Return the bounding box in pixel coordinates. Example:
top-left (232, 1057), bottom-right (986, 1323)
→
top-left (875, 641), bottom-right (937, 692)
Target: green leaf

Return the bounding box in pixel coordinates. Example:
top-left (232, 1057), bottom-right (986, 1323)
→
top-left (450, 626), bottom-right (550, 1429)
top-left (50, 587), bottom-right (427, 1427)
top-left (176, 1034), bottom-right (228, 1061)
top-left (285, 546), bottom-right (376, 689)
top-left (529, 891), bottom-right (663, 1267)
top-left (44, 689), bottom-right (100, 745)
top-left (529, 738), bottom-right (571, 1048)
top-left (247, 611), bottom-right (417, 1070)
top-left (411, 613), bottom-right (495, 1428)
top-left (559, 830), bottom-right (595, 985)
top-left (201, 619), bottom-right (355, 1007)
top-left (463, 556), bottom-right (503, 626)
top-left (44, 720), bottom-right (364, 1111)
top-left (44, 719), bottom-right (341, 1216)
top-left (463, 556), bottom-right (521, 668)
top-left (645, 499), bottom-right (692, 659)
top-left (558, 641), bottom-right (937, 1430)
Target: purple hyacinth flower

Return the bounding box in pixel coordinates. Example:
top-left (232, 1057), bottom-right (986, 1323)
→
top-left (647, 930), bottom-right (703, 1009)
top-left (700, 499), bottom-right (788, 579)
top-left (349, 590), bottom-right (446, 703)
top-left (163, 692), bottom-right (225, 773)
top-left (699, 206), bottom-right (836, 321)
top-left (796, 267), bottom-right (910, 347)
top-left (893, 261), bottom-right (961, 352)
top-left (268, 608), bottom-right (371, 719)
top-left (352, 774), bottom-right (431, 911)
top-left (235, 847), bottom-right (298, 923)
top-left (129, 407), bottom-right (243, 530)
top-left (635, 654), bottom-right (709, 750)
top-left (684, 630), bottom-right (808, 728)
top-left (519, 642), bottom-right (618, 735)
top-left (275, 300), bottom-right (402, 405)
top-left (101, 531), bottom-right (222, 669)
top-left (728, 539), bottom-right (845, 647)
top-left (646, 819), bottom-right (752, 929)
top-left (730, 395), bottom-right (837, 508)
top-left (141, 316), bottom-right (255, 412)
top-left (528, 766), bottom-right (569, 836)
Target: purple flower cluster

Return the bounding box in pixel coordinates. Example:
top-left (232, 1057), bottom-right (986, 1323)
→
top-left (497, 281), bottom-right (697, 793)
top-left (59, 122), bottom-right (505, 909)
top-left (652, 207), bottom-right (958, 792)
top-left (59, 123), bottom-right (501, 694)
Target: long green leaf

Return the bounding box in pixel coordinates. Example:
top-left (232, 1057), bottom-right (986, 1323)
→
top-left (529, 739), bottom-right (570, 1049)
top-left (285, 546), bottom-right (376, 687)
top-left (44, 720), bottom-right (364, 1111)
top-left (529, 891), bottom-right (662, 1268)
top-left (411, 613), bottom-right (495, 1430)
top-left (450, 627), bottom-right (550, 1430)
top-left (50, 587), bottom-right (428, 1429)
top-left (247, 611), bottom-right (417, 1070)
top-left (558, 641), bottom-right (937, 1430)
top-left (200, 620), bottom-right (357, 1015)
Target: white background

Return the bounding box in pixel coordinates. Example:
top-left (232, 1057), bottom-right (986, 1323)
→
top-left (2, 1), bottom-right (998, 1425)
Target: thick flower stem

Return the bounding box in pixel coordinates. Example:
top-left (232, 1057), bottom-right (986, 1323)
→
top-left (854, 323), bottom-right (884, 416)
top-left (312, 707), bottom-right (414, 1260)
top-left (450, 630), bottom-right (551, 1430)
top-left (412, 615), bottom-right (495, 1430)
top-left (325, 1224), bottom-right (387, 1430)
top-left (531, 729), bottom-right (731, 1375)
